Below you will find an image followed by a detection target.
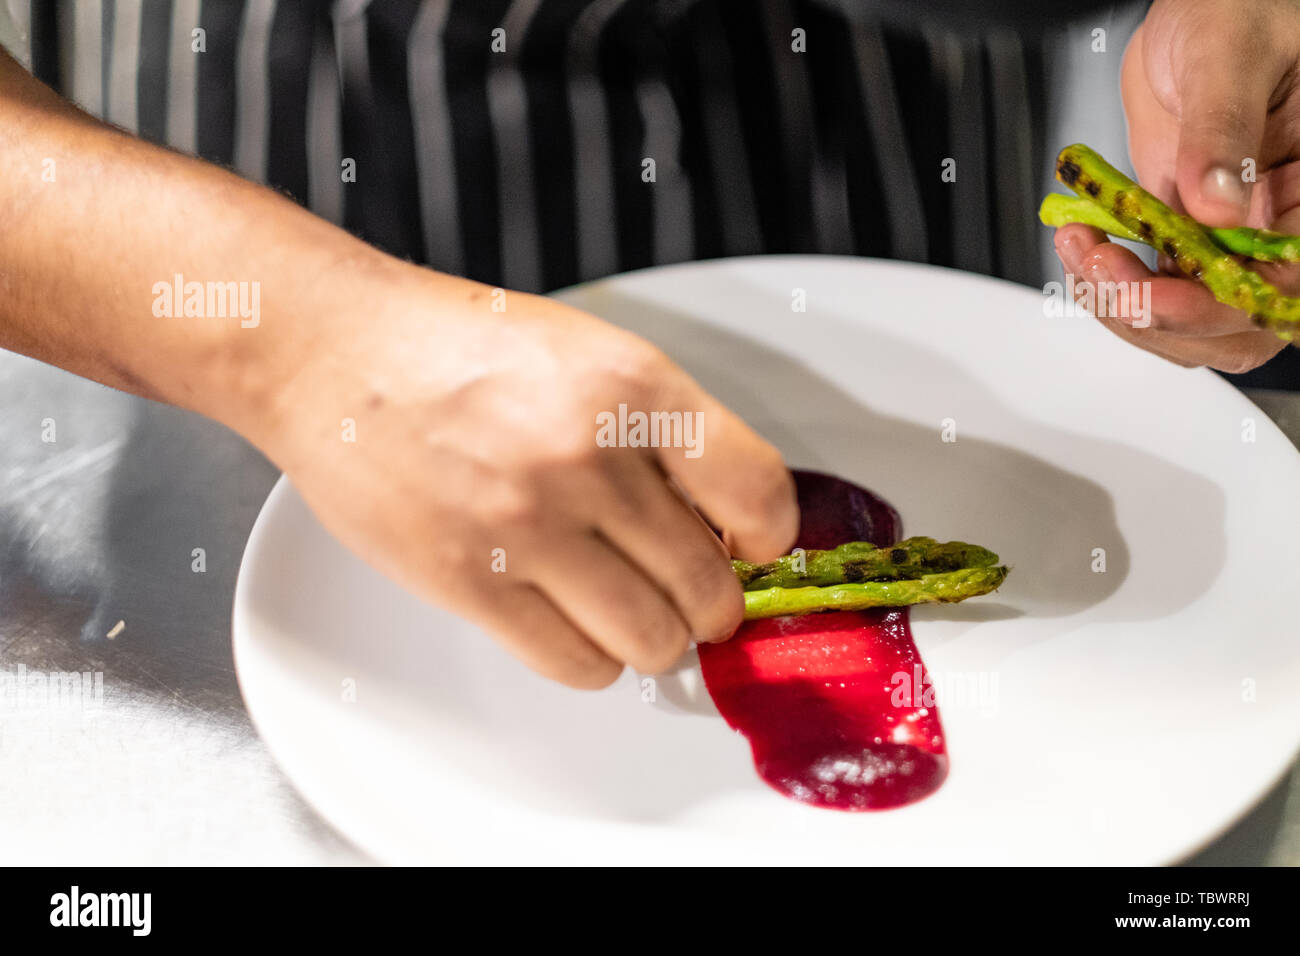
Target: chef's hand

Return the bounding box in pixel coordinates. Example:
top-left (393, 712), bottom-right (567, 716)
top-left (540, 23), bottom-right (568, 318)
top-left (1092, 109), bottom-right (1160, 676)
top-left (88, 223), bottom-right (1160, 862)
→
top-left (1053, 0), bottom-right (1299, 372)
top-left (260, 272), bottom-right (798, 688)
top-left (0, 48), bottom-right (796, 691)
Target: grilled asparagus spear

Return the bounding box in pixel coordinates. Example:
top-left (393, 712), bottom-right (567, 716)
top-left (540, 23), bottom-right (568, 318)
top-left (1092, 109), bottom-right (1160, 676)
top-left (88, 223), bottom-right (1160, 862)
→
top-left (730, 537), bottom-right (1008, 619)
top-left (741, 567), bottom-right (1009, 620)
top-left (732, 536), bottom-right (1000, 590)
top-left (1040, 193), bottom-right (1300, 263)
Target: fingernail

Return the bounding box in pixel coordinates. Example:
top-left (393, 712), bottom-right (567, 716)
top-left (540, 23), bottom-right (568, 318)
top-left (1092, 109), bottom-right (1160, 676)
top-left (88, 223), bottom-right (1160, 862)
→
top-left (1201, 166), bottom-right (1249, 214)
top-left (1085, 259), bottom-right (1112, 288)
top-left (1057, 231), bottom-right (1084, 273)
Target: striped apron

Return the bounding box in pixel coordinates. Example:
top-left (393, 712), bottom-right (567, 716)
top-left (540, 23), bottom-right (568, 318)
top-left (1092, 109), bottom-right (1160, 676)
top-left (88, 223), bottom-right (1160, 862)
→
top-left (3, 0), bottom-right (1120, 295)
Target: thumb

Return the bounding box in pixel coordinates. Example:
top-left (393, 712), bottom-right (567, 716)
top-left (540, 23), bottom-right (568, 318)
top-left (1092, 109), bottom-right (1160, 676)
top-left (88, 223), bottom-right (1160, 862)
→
top-left (1172, 45), bottom-right (1277, 226)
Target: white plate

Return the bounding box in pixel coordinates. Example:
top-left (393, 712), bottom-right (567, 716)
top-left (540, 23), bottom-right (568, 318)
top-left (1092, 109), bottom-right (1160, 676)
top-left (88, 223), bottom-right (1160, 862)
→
top-left (233, 256), bottom-right (1300, 865)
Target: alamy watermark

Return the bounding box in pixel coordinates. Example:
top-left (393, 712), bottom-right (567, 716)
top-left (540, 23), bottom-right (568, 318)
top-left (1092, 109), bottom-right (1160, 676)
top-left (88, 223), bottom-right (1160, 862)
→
top-left (1043, 275), bottom-right (1151, 327)
top-left (50, 886), bottom-right (150, 936)
top-left (0, 665), bottom-right (104, 711)
top-left (891, 665), bottom-right (999, 717)
top-left (152, 273), bottom-right (260, 327)
top-left (595, 403), bottom-right (703, 458)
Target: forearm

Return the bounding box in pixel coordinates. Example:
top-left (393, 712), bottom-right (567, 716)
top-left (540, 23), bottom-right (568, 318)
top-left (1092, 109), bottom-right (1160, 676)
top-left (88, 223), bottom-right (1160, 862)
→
top-left (0, 49), bottom-right (407, 446)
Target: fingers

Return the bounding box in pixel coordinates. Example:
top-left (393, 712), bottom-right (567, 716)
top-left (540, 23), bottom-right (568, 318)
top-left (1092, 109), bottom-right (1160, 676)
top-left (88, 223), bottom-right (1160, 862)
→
top-left (1053, 223), bottom-right (1110, 274)
top-left (469, 583), bottom-right (624, 690)
top-left (1089, 243), bottom-right (1260, 337)
top-left (1053, 223), bottom-right (1286, 371)
top-left (654, 383), bottom-right (798, 563)
top-left (528, 531), bottom-right (692, 675)
top-left (1056, 223), bottom-right (1251, 334)
top-left (595, 456), bottom-right (745, 645)
top-left (1137, 275), bottom-right (1271, 337)
top-left (1170, 23), bottom-right (1283, 225)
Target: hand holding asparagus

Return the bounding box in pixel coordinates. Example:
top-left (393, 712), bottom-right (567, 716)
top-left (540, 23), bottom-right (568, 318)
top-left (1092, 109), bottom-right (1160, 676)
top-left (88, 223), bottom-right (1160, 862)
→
top-left (1043, 143), bottom-right (1300, 341)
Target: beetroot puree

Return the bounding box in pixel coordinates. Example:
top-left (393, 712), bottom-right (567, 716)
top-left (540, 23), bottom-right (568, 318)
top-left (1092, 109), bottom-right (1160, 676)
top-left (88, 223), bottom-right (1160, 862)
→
top-left (697, 470), bottom-right (948, 811)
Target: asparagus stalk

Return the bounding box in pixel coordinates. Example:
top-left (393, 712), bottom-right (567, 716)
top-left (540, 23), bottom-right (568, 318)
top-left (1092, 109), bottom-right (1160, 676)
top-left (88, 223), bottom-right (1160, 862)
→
top-left (1040, 193), bottom-right (1300, 263)
top-left (1200, 226), bottom-right (1300, 262)
top-left (732, 536), bottom-right (1000, 590)
top-left (1052, 143), bottom-right (1300, 340)
top-left (1039, 193), bottom-right (1144, 243)
top-left (731, 538), bottom-right (1009, 619)
top-left (742, 566), bottom-right (1009, 620)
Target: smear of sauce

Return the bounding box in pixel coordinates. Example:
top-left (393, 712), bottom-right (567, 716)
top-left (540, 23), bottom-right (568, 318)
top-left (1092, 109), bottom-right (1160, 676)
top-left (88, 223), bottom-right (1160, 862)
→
top-left (698, 470), bottom-right (948, 810)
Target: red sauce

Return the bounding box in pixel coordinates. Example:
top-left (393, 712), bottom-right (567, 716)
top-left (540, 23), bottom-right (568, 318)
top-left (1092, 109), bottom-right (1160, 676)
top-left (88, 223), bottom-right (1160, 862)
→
top-left (698, 470), bottom-right (948, 811)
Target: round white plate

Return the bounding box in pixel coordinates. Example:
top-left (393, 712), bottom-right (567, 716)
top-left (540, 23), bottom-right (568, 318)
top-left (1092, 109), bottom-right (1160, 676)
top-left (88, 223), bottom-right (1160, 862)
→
top-left (233, 256), bottom-right (1300, 865)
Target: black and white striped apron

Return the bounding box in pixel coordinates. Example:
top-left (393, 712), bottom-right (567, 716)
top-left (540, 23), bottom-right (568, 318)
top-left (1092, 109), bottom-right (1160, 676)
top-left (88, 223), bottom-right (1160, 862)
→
top-left (3, 0), bottom-right (1127, 294)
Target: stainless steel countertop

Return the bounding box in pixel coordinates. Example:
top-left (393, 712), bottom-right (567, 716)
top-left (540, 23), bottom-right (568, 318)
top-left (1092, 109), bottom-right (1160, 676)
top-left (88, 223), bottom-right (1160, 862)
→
top-left (1, 347), bottom-right (1297, 866)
